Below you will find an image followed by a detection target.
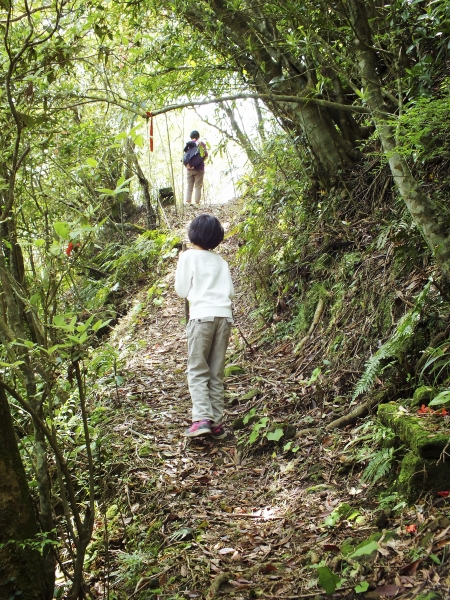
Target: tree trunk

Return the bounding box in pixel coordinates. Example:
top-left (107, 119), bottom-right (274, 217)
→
top-left (348, 0), bottom-right (450, 284)
top-left (0, 385), bottom-right (49, 599)
top-left (126, 138), bottom-right (157, 230)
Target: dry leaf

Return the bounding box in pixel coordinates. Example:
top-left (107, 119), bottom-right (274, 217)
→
top-left (322, 543), bottom-right (340, 553)
top-left (219, 547), bottom-right (235, 555)
top-left (375, 584), bottom-right (404, 596)
top-left (400, 558), bottom-right (421, 576)
top-left (260, 562), bottom-right (277, 573)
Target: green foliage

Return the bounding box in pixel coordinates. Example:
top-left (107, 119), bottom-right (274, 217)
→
top-left (353, 282), bottom-right (431, 399)
top-left (323, 503), bottom-right (357, 527)
top-left (397, 81), bottom-right (450, 165)
top-left (241, 408), bottom-right (286, 445)
top-left (355, 581), bottom-right (370, 593)
top-left (419, 339), bottom-right (450, 387)
top-left (0, 530), bottom-right (58, 554)
top-left (341, 419), bottom-right (398, 486)
top-left (429, 390), bottom-right (450, 407)
top-left (349, 540), bottom-right (379, 559)
top-left (316, 565), bottom-right (340, 594)
top-left (361, 447), bottom-right (396, 485)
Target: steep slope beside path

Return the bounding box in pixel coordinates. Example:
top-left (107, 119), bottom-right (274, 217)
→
top-left (99, 203), bottom-right (446, 600)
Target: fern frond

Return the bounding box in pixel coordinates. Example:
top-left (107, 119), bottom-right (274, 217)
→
top-left (352, 281), bottom-right (431, 399)
top-left (361, 447), bottom-right (395, 485)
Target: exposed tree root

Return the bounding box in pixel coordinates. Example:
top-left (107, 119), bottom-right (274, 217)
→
top-left (295, 391), bottom-right (389, 439)
top-left (207, 572), bottom-right (231, 598)
top-left (324, 393), bottom-right (383, 431)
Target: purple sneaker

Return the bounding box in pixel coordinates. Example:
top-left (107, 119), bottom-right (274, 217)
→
top-left (183, 419), bottom-right (212, 437)
top-left (210, 423), bottom-right (226, 439)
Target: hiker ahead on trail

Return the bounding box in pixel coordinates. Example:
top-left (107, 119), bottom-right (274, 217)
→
top-left (183, 130), bottom-right (208, 205)
top-left (175, 214), bottom-right (234, 439)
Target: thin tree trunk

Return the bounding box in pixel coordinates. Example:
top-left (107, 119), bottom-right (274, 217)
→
top-left (126, 139), bottom-right (157, 230)
top-left (223, 103), bottom-right (258, 163)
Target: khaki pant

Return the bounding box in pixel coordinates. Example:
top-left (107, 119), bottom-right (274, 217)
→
top-left (185, 169), bottom-right (204, 204)
top-left (186, 317), bottom-right (232, 423)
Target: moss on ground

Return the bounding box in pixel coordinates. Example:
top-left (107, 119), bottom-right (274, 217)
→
top-left (378, 403), bottom-right (448, 459)
top-left (396, 452), bottom-right (450, 502)
top-left (412, 386), bottom-right (438, 408)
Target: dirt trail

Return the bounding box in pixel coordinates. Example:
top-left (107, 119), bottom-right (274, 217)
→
top-left (101, 202), bottom-right (444, 600)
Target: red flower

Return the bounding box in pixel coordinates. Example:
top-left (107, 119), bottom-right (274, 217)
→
top-left (406, 524), bottom-right (417, 534)
top-left (438, 491), bottom-right (450, 497)
top-left (66, 242), bottom-right (74, 256)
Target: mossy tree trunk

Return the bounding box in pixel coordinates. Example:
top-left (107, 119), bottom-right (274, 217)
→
top-left (0, 385), bottom-right (48, 599)
top-left (348, 0), bottom-right (450, 284)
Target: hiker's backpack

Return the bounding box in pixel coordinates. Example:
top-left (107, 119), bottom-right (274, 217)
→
top-left (183, 140), bottom-right (204, 168)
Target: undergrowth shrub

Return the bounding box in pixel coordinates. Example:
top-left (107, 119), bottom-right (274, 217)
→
top-left (353, 281), bottom-right (432, 399)
top-left (343, 419), bottom-right (399, 486)
top-left (75, 230), bottom-right (179, 314)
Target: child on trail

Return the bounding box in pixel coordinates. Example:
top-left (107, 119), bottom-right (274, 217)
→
top-left (175, 214), bottom-right (234, 438)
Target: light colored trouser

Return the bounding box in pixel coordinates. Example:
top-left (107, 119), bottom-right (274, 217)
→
top-left (185, 169), bottom-right (204, 204)
top-left (187, 317), bottom-right (232, 423)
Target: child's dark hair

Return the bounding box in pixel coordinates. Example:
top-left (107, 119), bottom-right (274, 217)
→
top-left (188, 214), bottom-right (224, 250)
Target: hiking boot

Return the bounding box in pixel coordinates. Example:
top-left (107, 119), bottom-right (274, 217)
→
top-left (210, 423), bottom-right (226, 439)
top-left (183, 419), bottom-right (211, 437)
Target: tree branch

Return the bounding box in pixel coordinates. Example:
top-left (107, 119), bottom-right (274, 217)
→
top-left (72, 92), bottom-right (372, 118)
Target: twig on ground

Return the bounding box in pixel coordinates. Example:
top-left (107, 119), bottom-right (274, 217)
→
top-left (295, 298), bottom-right (324, 353)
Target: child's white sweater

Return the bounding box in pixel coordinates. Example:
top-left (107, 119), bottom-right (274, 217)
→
top-left (174, 249), bottom-right (234, 320)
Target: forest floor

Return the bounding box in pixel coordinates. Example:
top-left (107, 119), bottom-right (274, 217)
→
top-left (92, 200), bottom-right (449, 600)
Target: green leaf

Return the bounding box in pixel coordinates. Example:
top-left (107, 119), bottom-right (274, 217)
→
top-left (53, 315), bottom-right (66, 327)
top-left (33, 239), bottom-right (46, 248)
top-left (85, 158), bottom-right (98, 167)
top-left (347, 510), bottom-right (361, 521)
top-left (355, 581), bottom-right (369, 593)
top-left (116, 176), bottom-right (134, 190)
top-left (248, 417), bottom-right (268, 444)
top-left (429, 553), bottom-right (441, 565)
top-left (349, 540), bottom-right (379, 558)
top-left (429, 390), bottom-right (450, 406)
top-left (49, 241), bottom-right (61, 256)
top-left (134, 134), bottom-right (144, 147)
top-left (96, 188), bottom-right (117, 195)
top-left (53, 222), bottom-right (71, 239)
top-left (324, 513), bottom-right (340, 527)
top-left (243, 407), bottom-right (257, 425)
top-left (266, 428), bottom-right (284, 441)
top-left (92, 319), bottom-right (111, 332)
top-left (0, 360), bottom-right (24, 368)
top-left (317, 566), bottom-right (340, 594)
